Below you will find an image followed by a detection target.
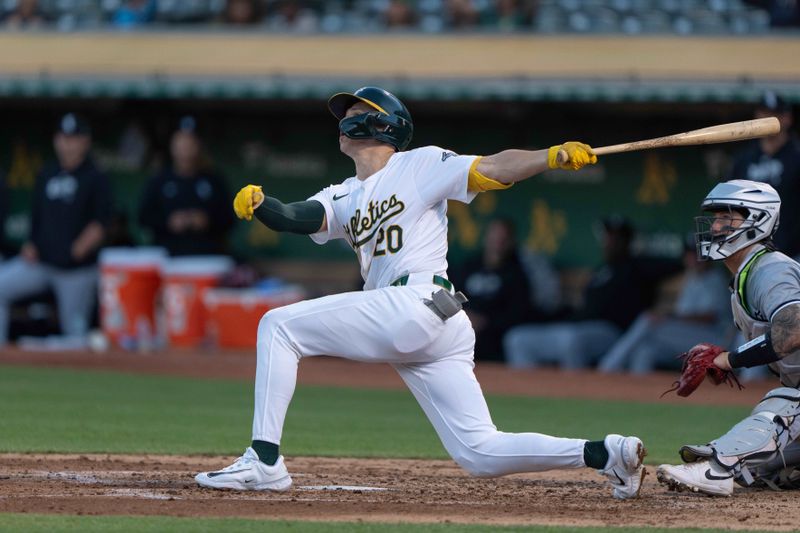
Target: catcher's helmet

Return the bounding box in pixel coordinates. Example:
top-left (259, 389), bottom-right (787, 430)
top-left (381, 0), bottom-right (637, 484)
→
top-left (328, 87), bottom-right (413, 151)
top-left (695, 179), bottom-right (781, 261)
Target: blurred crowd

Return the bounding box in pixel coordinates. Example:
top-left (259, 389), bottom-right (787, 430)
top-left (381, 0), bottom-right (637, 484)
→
top-left (459, 90), bottom-right (797, 380)
top-left (0, 90), bottom-right (797, 382)
top-left (0, 0), bottom-right (796, 33)
top-left (0, 111), bottom-right (239, 349)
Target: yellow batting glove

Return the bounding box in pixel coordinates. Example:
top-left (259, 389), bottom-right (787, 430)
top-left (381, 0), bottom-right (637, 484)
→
top-left (547, 142), bottom-right (598, 171)
top-left (233, 184), bottom-right (265, 221)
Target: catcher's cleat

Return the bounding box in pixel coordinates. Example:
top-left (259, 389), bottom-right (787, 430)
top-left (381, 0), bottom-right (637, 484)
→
top-left (600, 434), bottom-right (647, 500)
top-left (195, 447), bottom-right (292, 491)
top-left (656, 461), bottom-right (734, 496)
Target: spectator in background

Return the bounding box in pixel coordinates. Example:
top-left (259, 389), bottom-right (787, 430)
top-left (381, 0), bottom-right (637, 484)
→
top-left (446, 0), bottom-right (480, 28)
top-left (138, 116), bottom-right (235, 256)
top-left (111, 0), bottom-right (156, 29)
top-left (503, 215), bottom-right (681, 369)
top-left (519, 247), bottom-right (562, 320)
top-left (727, 90), bottom-right (800, 259)
top-left (268, 0), bottom-right (318, 30)
top-left (451, 218), bottom-right (535, 362)
top-left (597, 234), bottom-right (731, 374)
top-left (223, 0), bottom-right (264, 25)
top-left (483, 0), bottom-right (532, 31)
top-left (1, 0), bottom-right (45, 29)
top-left (384, 0), bottom-right (417, 28)
top-left (0, 113), bottom-right (112, 346)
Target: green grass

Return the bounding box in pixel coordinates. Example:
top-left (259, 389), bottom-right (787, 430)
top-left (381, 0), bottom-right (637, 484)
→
top-left (0, 366), bottom-right (761, 532)
top-left (0, 515), bottom-right (777, 533)
top-left (0, 365), bottom-right (749, 464)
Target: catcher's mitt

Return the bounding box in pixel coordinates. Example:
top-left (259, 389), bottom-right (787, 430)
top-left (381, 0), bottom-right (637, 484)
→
top-left (661, 343), bottom-right (743, 398)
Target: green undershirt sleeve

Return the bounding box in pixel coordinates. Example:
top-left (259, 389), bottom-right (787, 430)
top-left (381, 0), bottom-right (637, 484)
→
top-left (253, 197), bottom-right (326, 235)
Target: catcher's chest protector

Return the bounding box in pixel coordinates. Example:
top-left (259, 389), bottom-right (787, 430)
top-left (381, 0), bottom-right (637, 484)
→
top-left (731, 249), bottom-right (800, 387)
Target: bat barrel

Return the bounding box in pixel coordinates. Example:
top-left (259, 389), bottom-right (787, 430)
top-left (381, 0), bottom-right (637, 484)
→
top-left (556, 117), bottom-right (780, 165)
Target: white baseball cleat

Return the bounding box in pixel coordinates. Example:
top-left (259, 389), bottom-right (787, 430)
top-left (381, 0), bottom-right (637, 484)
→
top-left (656, 460), bottom-right (734, 496)
top-left (195, 447), bottom-right (292, 491)
top-left (599, 434), bottom-right (647, 499)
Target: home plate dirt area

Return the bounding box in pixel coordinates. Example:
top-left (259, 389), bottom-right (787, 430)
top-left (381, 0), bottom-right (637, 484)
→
top-left (0, 350), bottom-right (796, 529)
top-left (2, 453), bottom-right (799, 529)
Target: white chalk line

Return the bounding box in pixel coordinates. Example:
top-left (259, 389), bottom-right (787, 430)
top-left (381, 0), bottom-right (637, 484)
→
top-left (7, 471), bottom-right (391, 500)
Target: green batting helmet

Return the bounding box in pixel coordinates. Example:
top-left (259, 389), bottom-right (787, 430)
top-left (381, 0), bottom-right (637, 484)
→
top-left (328, 86), bottom-right (413, 151)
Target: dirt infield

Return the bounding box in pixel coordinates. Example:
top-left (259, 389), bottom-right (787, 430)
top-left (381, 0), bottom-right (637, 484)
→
top-left (2, 453), bottom-right (798, 530)
top-left (0, 348), bottom-right (788, 529)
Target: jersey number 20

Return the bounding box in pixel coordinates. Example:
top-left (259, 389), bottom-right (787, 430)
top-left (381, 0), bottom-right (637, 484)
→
top-left (374, 225), bottom-right (403, 256)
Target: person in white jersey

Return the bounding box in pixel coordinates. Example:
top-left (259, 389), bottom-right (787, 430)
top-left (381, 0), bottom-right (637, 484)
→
top-left (657, 180), bottom-right (800, 496)
top-left (195, 87), bottom-right (646, 499)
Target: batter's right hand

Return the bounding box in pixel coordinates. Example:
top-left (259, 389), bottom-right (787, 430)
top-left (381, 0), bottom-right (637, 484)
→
top-left (233, 184), bottom-right (265, 221)
top-left (547, 141), bottom-right (597, 170)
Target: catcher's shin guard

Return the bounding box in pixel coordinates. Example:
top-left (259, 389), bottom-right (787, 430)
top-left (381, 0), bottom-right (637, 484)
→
top-left (679, 387), bottom-right (800, 485)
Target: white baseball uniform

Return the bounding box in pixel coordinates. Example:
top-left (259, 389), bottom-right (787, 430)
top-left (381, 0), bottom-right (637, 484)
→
top-left (251, 145), bottom-right (587, 476)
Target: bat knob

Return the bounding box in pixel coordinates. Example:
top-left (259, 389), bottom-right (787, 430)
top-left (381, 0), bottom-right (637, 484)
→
top-left (556, 148), bottom-right (569, 165)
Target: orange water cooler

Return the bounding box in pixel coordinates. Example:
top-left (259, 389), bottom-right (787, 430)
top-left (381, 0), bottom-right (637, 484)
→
top-left (99, 247), bottom-right (167, 348)
top-left (203, 288), bottom-right (305, 349)
top-left (161, 256), bottom-right (234, 348)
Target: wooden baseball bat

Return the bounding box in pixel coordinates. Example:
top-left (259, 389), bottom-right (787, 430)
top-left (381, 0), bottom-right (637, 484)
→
top-left (556, 117), bottom-right (780, 165)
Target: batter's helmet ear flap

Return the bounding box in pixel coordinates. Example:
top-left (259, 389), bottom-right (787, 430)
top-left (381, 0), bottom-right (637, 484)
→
top-left (328, 87), bottom-right (413, 151)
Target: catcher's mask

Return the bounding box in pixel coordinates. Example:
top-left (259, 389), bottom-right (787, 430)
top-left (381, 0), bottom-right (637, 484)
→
top-left (328, 86), bottom-right (413, 151)
top-left (695, 179), bottom-right (780, 261)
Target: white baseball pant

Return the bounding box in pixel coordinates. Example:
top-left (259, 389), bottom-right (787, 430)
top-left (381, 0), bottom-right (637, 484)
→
top-left (251, 279), bottom-right (587, 477)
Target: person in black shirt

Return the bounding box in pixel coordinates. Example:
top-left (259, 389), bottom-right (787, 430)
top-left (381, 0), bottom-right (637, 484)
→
top-left (138, 116), bottom-right (234, 256)
top-left (503, 215), bottom-right (681, 369)
top-left (0, 113), bottom-right (112, 345)
top-left (727, 90), bottom-right (800, 259)
top-left (451, 218), bottom-right (534, 362)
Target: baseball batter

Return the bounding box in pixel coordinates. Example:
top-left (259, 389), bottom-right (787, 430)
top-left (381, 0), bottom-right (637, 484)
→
top-left (657, 179), bottom-right (800, 495)
top-left (195, 87), bottom-right (646, 499)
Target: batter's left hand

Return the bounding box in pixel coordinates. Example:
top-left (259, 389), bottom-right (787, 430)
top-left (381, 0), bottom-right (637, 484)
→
top-left (233, 184), bottom-right (265, 221)
top-left (548, 142), bottom-right (597, 170)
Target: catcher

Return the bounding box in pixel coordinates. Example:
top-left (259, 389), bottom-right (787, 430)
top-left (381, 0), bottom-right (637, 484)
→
top-left (657, 179), bottom-right (800, 496)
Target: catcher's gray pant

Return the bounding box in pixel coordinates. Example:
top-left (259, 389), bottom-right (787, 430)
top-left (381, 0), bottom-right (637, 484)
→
top-left (597, 314), bottom-right (728, 374)
top-left (252, 283), bottom-right (588, 477)
top-left (0, 256), bottom-right (97, 344)
top-left (503, 320), bottom-right (621, 370)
